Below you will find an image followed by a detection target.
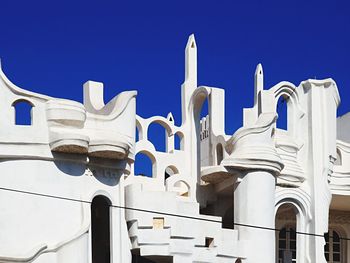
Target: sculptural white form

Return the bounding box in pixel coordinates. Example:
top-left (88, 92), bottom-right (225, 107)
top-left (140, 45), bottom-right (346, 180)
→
top-left (0, 35), bottom-right (349, 263)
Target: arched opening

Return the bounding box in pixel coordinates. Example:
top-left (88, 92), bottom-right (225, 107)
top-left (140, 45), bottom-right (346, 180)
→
top-left (164, 165), bottom-right (179, 184)
top-left (335, 148), bottom-right (342, 166)
top-left (276, 96), bottom-right (288, 130)
top-left (195, 97), bottom-right (210, 167)
top-left (216, 143), bottom-right (224, 165)
top-left (174, 180), bottom-right (190, 197)
top-left (91, 195), bottom-right (111, 263)
top-left (134, 152), bottom-right (154, 178)
top-left (12, 100), bottom-right (33, 125)
top-left (276, 203), bottom-right (297, 263)
top-left (324, 229), bottom-right (343, 263)
top-left (235, 259), bottom-right (242, 263)
top-left (174, 132), bottom-right (184, 151)
top-left (148, 122), bottom-right (168, 152)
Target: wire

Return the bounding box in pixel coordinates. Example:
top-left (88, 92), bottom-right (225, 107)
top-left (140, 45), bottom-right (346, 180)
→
top-left (0, 186), bottom-right (348, 241)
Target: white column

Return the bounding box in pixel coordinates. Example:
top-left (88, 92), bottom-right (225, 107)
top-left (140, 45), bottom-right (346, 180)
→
top-left (235, 170), bottom-right (276, 263)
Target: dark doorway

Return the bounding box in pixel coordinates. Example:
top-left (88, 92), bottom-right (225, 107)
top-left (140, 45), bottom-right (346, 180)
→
top-left (91, 195), bottom-right (111, 263)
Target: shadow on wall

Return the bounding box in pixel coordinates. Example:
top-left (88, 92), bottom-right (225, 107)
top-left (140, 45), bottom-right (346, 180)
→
top-left (53, 157), bottom-right (86, 177)
top-left (53, 155), bottom-right (122, 186)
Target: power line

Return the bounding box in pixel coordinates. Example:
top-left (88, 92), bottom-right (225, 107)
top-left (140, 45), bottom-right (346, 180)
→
top-left (0, 186), bottom-right (348, 241)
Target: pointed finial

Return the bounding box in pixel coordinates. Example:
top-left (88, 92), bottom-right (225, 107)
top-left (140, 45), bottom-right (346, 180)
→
top-left (254, 63), bottom-right (264, 105)
top-left (185, 34), bottom-right (197, 86)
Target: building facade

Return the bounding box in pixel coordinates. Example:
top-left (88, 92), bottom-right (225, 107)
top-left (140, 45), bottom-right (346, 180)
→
top-left (0, 35), bottom-right (349, 263)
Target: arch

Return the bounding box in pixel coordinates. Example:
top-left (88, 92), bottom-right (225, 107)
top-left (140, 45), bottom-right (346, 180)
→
top-left (270, 82), bottom-right (305, 137)
top-left (174, 180), bottom-right (190, 197)
top-left (174, 132), bottom-right (184, 151)
top-left (275, 189), bottom-right (312, 263)
top-left (324, 227), bottom-right (346, 263)
top-left (276, 95), bottom-right (288, 130)
top-left (148, 122), bottom-right (168, 152)
top-left (191, 88), bottom-right (211, 169)
top-left (190, 87), bottom-right (211, 124)
top-left (12, 99), bottom-right (33, 125)
top-left (147, 117), bottom-right (173, 135)
top-left (235, 259), bottom-right (242, 263)
top-left (276, 204), bottom-right (297, 263)
top-left (216, 143), bottom-right (224, 165)
top-left (91, 195), bottom-right (111, 263)
top-left (134, 151), bottom-right (155, 178)
top-left (136, 116), bottom-right (145, 141)
top-left (164, 165), bottom-right (179, 183)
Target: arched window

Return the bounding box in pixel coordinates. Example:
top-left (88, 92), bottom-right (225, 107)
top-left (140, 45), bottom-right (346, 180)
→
top-left (276, 203), bottom-right (297, 263)
top-left (12, 100), bottom-right (33, 125)
top-left (134, 152), bottom-right (154, 178)
top-left (148, 122), bottom-right (167, 152)
top-left (276, 96), bottom-right (288, 130)
top-left (91, 195), bottom-right (111, 263)
top-left (325, 230), bottom-right (342, 263)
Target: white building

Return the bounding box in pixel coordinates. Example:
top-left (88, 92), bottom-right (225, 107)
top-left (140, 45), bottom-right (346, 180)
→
top-left (0, 35), bottom-right (349, 263)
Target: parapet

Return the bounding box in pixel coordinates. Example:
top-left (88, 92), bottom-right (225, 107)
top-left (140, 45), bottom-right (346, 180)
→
top-left (0, 67), bottom-right (137, 165)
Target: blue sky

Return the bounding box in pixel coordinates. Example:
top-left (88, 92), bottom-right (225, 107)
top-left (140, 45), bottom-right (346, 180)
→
top-left (1, 0), bottom-right (349, 135)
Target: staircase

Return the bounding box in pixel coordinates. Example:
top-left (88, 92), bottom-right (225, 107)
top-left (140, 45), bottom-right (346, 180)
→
top-left (125, 183), bottom-right (245, 263)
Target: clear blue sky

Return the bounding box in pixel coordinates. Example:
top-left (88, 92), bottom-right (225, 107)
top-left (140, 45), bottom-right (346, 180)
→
top-left (1, 0), bottom-right (349, 135)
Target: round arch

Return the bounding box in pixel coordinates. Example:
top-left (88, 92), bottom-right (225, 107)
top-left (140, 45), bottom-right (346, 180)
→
top-left (275, 189), bottom-right (312, 263)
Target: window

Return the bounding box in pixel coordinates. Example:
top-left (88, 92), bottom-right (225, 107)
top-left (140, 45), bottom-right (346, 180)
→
top-left (325, 230), bottom-right (342, 263)
top-left (278, 227), bottom-right (296, 263)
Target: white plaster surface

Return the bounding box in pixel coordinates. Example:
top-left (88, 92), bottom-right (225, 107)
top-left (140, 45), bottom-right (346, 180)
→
top-left (0, 34), bottom-right (349, 263)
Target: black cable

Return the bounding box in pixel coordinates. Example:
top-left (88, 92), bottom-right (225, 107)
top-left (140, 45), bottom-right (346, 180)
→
top-left (0, 186), bottom-right (348, 241)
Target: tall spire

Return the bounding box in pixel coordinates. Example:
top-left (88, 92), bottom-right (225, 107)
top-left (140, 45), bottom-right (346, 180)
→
top-left (254, 63), bottom-right (264, 105)
top-left (185, 34), bottom-right (197, 86)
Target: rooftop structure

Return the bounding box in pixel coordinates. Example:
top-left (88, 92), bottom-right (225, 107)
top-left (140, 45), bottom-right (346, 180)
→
top-left (0, 35), bottom-right (349, 263)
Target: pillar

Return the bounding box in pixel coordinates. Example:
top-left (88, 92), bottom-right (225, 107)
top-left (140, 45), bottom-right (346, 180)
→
top-left (235, 170), bottom-right (276, 263)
